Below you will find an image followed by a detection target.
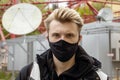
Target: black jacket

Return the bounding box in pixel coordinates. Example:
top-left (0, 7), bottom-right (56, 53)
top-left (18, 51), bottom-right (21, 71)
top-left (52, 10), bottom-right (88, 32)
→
top-left (16, 46), bottom-right (108, 80)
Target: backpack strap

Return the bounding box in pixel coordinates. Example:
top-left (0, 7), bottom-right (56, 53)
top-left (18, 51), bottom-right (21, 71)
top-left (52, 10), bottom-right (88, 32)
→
top-left (96, 69), bottom-right (108, 80)
top-left (29, 61), bottom-right (41, 80)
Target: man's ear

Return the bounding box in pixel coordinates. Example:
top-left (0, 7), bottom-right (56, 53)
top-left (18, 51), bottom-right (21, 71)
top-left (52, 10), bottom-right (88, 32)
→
top-left (78, 35), bottom-right (82, 43)
top-left (80, 35), bottom-right (82, 41)
top-left (44, 31), bottom-right (48, 39)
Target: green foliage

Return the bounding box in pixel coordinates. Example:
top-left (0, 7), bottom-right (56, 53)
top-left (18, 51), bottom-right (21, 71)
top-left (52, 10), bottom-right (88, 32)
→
top-left (0, 0), bottom-right (106, 38)
top-left (0, 70), bottom-right (12, 80)
top-left (92, 2), bottom-right (104, 11)
top-left (0, 70), bottom-right (19, 80)
top-left (27, 29), bottom-right (40, 35)
top-left (21, 0), bottom-right (44, 3)
top-left (0, 71), bottom-right (6, 78)
top-left (76, 6), bottom-right (93, 16)
top-left (76, 2), bottom-right (104, 16)
top-left (2, 29), bottom-right (8, 35)
top-left (0, 0), bottom-right (9, 4)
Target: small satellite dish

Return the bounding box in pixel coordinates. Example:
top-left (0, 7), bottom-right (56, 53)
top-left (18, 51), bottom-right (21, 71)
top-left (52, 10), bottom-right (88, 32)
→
top-left (97, 8), bottom-right (113, 22)
top-left (2, 3), bottom-right (42, 35)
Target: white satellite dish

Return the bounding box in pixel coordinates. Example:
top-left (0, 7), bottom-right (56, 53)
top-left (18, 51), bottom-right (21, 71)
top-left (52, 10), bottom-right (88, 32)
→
top-left (97, 8), bottom-right (113, 22)
top-left (2, 3), bottom-right (42, 35)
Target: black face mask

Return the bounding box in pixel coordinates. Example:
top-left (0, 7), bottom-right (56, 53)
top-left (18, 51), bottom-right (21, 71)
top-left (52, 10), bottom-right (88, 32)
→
top-left (49, 40), bottom-right (78, 62)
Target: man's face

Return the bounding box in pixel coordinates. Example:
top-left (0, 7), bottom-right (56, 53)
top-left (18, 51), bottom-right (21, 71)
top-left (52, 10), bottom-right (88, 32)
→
top-left (48, 20), bottom-right (81, 43)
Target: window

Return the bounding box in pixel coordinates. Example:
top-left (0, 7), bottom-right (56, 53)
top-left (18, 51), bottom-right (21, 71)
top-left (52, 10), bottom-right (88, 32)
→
top-left (112, 48), bottom-right (116, 60)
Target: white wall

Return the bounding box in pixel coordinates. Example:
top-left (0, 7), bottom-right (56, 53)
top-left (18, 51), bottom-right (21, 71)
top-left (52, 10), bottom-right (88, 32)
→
top-left (111, 33), bottom-right (120, 61)
top-left (33, 39), bottom-right (49, 61)
top-left (8, 43), bottom-right (27, 71)
top-left (81, 33), bottom-right (112, 77)
top-left (7, 39), bottom-right (49, 71)
top-left (82, 34), bottom-right (100, 59)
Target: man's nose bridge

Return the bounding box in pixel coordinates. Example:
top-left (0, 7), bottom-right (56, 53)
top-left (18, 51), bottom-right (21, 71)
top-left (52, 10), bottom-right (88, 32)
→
top-left (61, 35), bottom-right (65, 40)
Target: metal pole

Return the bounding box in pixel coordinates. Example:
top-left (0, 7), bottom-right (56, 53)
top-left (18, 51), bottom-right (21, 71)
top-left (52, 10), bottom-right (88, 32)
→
top-left (108, 29), bottom-right (113, 80)
top-left (116, 68), bottom-right (120, 80)
top-left (109, 29), bottom-right (111, 54)
top-left (11, 45), bottom-right (15, 80)
top-left (27, 42), bottom-right (33, 64)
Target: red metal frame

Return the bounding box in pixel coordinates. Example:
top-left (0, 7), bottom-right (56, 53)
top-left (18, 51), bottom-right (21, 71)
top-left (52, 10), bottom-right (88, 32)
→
top-left (86, 2), bottom-right (98, 15)
top-left (91, 0), bottom-right (120, 5)
top-left (0, 26), bottom-right (5, 41)
top-left (0, 0), bottom-right (120, 40)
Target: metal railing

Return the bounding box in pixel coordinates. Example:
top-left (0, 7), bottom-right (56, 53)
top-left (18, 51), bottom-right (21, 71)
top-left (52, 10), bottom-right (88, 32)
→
top-left (116, 67), bottom-right (120, 80)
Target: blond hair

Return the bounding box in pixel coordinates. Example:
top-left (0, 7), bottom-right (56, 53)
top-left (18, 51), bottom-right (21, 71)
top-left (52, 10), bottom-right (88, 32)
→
top-left (44, 7), bottom-right (84, 33)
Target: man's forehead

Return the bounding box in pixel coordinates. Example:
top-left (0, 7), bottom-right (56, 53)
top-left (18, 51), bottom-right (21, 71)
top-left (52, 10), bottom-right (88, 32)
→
top-left (49, 30), bottom-right (77, 35)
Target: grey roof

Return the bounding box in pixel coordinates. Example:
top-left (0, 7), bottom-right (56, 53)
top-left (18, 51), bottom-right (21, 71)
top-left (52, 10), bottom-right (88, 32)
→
top-left (0, 34), bottom-right (46, 47)
top-left (81, 21), bottom-right (120, 34)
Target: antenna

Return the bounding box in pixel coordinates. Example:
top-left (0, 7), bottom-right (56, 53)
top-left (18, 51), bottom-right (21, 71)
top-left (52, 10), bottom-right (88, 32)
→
top-left (96, 8), bottom-right (113, 22)
top-left (2, 3), bottom-right (42, 35)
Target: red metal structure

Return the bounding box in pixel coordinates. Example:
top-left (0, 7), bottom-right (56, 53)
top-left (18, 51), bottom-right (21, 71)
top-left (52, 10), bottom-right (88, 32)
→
top-left (0, 0), bottom-right (120, 41)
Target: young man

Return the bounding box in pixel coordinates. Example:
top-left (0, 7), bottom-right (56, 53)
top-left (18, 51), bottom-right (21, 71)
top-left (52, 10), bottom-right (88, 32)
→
top-left (16, 8), bottom-right (109, 80)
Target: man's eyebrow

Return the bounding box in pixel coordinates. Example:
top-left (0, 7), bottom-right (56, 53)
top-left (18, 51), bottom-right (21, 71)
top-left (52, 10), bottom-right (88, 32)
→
top-left (65, 32), bottom-right (76, 35)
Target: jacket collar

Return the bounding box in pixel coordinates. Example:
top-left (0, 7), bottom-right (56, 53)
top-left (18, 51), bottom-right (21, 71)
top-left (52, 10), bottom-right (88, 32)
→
top-left (37, 45), bottom-right (101, 79)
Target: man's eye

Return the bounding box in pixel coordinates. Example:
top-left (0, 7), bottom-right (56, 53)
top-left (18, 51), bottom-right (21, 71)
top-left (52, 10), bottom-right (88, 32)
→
top-left (52, 34), bottom-right (60, 38)
top-left (66, 34), bottom-right (74, 38)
